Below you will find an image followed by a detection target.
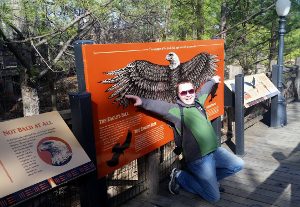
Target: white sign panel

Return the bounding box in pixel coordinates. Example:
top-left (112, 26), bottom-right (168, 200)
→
top-left (0, 111), bottom-right (95, 207)
top-left (225, 73), bottom-right (280, 108)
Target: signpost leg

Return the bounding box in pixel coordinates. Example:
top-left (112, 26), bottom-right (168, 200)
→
top-left (145, 150), bottom-right (160, 197)
top-left (73, 40), bottom-right (94, 93)
top-left (296, 58), bottom-right (300, 101)
top-left (72, 40), bottom-right (108, 207)
top-left (235, 74), bottom-right (245, 156)
top-left (271, 65), bottom-right (279, 127)
top-left (69, 92), bottom-right (109, 207)
top-left (212, 117), bottom-right (222, 146)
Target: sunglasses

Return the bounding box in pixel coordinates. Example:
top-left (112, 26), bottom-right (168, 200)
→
top-left (179, 89), bottom-right (195, 96)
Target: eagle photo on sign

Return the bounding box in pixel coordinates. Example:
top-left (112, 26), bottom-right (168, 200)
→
top-left (101, 52), bottom-right (219, 107)
top-left (37, 137), bottom-right (72, 166)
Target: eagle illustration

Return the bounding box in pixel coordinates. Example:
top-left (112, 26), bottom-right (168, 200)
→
top-left (101, 52), bottom-right (218, 107)
top-left (38, 140), bottom-right (72, 166)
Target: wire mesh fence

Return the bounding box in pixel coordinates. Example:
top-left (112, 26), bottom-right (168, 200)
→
top-left (13, 141), bottom-right (178, 207)
top-left (15, 180), bottom-right (81, 207)
top-left (107, 141), bottom-right (178, 207)
top-left (107, 158), bottom-right (146, 207)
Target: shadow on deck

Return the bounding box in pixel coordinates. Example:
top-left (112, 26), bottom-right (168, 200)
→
top-left (121, 101), bottom-right (300, 207)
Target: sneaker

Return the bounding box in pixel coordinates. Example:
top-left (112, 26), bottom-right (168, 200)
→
top-left (169, 168), bottom-right (180, 195)
top-left (218, 182), bottom-right (225, 193)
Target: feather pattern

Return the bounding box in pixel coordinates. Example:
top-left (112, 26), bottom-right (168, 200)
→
top-left (100, 52), bottom-right (219, 107)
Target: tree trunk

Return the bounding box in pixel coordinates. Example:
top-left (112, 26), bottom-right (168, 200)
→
top-left (220, 2), bottom-right (227, 40)
top-left (195, 0), bottom-right (204, 39)
top-left (19, 43), bottom-right (38, 116)
top-left (179, 28), bottom-right (186, 41)
top-left (162, 0), bottom-right (171, 41)
top-left (268, 20), bottom-right (277, 70)
top-left (21, 85), bottom-right (39, 116)
top-left (10, 0), bottom-right (39, 117)
top-left (48, 73), bottom-right (57, 111)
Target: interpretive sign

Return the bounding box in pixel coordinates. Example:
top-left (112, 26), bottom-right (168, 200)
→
top-left (0, 111), bottom-right (95, 207)
top-left (80, 40), bottom-right (224, 177)
top-left (224, 73), bottom-right (280, 108)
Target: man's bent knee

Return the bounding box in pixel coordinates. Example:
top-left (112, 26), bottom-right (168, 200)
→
top-left (234, 158), bottom-right (244, 173)
top-left (205, 193), bottom-right (220, 203)
top-left (198, 188), bottom-right (220, 203)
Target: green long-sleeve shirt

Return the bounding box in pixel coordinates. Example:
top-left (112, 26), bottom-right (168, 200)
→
top-left (140, 79), bottom-right (218, 163)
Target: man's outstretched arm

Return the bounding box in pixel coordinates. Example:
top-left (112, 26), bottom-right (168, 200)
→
top-left (125, 95), bottom-right (142, 106)
top-left (197, 75), bottom-right (221, 104)
top-left (125, 95), bottom-right (177, 121)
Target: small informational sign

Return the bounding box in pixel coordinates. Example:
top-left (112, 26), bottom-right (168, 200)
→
top-left (224, 73), bottom-right (280, 108)
top-left (80, 40), bottom-right (225, 177)
top-left (0, 111), bottom-right (95, 207)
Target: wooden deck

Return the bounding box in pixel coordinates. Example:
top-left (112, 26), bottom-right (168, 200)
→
top-left (121, 101), bottom-right (300, 207)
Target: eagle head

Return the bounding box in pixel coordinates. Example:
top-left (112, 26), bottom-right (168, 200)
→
top-left (166, 52), bottom-right (180, 70)
top-left (38, 140), bottom-right (72, 166)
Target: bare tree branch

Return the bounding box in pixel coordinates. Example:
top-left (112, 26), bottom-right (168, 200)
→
top-left (7, 11), bottom-right (91, 45)
top-left (0, 27), bottom-right (31, 69)
top-left (36, 11), bottom-right (91, 46)
top-left (6, 21), bottom-right (25, 39)
top-left (30, 41), bottom-right (57, 73)
top-left (216, 3), bottom-right (275, 37)
top-left (52, 34), bottom-right (77, 65)
top-left (53, 20), bottom-right (93, 65)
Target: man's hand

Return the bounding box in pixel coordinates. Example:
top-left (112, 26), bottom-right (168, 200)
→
top-left (212, 75), bottom-right (221, 83)
top-left (125, 95), bottom-right (142, 106)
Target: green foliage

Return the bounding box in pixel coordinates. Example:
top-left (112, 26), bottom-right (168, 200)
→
top-left (285, 0), bottom-right (300, 60)
top-left (286, 28), bottom-right (300, 61)
top-left (1, 0), bottom-right (300, 77)
top-left (104, 0), bottom-right (169, 42)
top-left (0, 1), bottom-right (13, 26)
top-left (168, 0), bottom-right (222, 40)
top-left (224, 0), bottom-right (300, 72)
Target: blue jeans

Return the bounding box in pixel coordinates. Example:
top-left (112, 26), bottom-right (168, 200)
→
top-left (176, 147), bottom-right (244, 203)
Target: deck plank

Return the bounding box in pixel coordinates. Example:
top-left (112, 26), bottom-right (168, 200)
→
top-left (120, 102), bottom-right (300, 207)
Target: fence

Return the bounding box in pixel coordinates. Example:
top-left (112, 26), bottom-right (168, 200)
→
top-left (16, 181), bottom-right (81, 207)
top-left (107, 141), bottom-right (179, 207)
top-left (282, 65), bottom-right (299, 102)
top-left (10, 64), bottom-right (300, 207)
top-left (13, 140), bottom-right (178, 207)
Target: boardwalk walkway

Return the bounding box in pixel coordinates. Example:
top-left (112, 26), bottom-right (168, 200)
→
top-left (121, 101), bottom-right (300, 207)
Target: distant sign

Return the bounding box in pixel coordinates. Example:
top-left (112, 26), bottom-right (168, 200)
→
top-left (0, 111), bottom-right (95, 207)
top-left (224, 73), bottom-right (280, 108)
top-left (80, 40), bottom-right (225, 178)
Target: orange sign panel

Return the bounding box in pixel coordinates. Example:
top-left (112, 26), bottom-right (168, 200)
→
top-left (81, 40), bottom-right (224, 178)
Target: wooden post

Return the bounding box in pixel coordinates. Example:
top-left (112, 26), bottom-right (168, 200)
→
top-left (212, 117), bottom-right (222, 146)
top-left (72, 40), bottom-right (109, 207)
top-left (235, 74), bottom-right (245, 156)
top-left (69, 93), bottom-right (109, 207)
top-left (295, 57), bottom-right (300, 101)
top-left (271, 65), bottom-right (279, 127)
top-left (144, 150), bottom-right (160, 197)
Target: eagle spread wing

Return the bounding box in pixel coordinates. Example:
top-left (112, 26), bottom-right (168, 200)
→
top-left (180, 52), bottom-right (218, 88)
top-left (101, 52), bottom-right (218, 107)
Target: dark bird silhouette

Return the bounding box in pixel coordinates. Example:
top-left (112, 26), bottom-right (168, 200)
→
top-left (245, 77), bottom-right (256, 89)
top-left (106, 131), bottom-right (132, 167)
top-left (101, 52), bottom-right (219, 107)
top-left (209, 83), bottom-right (219, 102)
